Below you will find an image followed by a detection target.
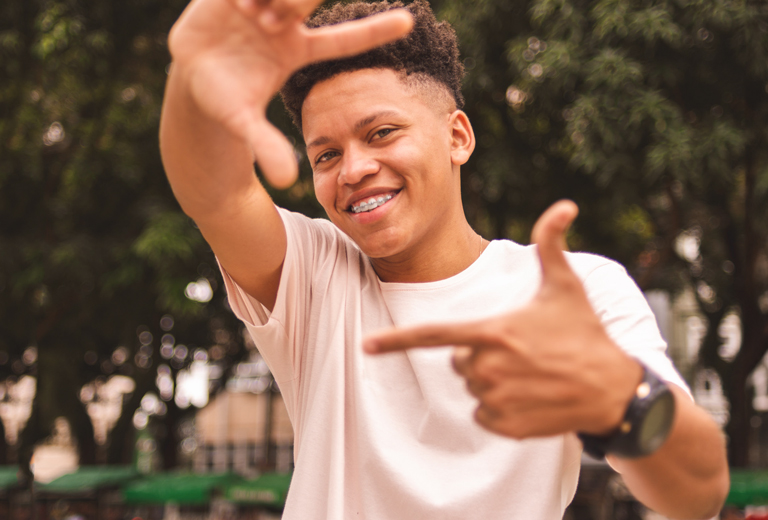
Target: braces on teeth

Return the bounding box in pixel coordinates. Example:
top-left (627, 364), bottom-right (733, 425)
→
top-left (351, 194), bottom-right (393, 213)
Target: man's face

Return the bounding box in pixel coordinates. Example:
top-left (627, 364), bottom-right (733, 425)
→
top-left (302, 68), bottom-right (466, 262)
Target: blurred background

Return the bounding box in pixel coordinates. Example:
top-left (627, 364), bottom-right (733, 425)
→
top-left (1, 0), bottom-right (767, 518)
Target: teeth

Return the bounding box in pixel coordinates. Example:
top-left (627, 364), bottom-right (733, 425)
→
top-left (351, 194), bottom-right (393, 214)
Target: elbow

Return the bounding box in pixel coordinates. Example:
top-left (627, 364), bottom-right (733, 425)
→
top-left (641, 451), bottom-right (730, 520)
top-left (677, 464), bottom-right (730, 520)
top-left (701, 466), bottom-right (730, 519)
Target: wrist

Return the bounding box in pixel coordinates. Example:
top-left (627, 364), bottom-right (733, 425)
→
top-left (586, 347), bottom-right (644, 436)
top-left (579, 365), bottom-right (676, 459)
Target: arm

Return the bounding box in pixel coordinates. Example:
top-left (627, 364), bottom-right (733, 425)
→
top-left (160, 0), bottom-right (412, 308)
top-left (609, 383), bottom-right (729, 519)
top-left (364, 201), bottom-right (729, 519)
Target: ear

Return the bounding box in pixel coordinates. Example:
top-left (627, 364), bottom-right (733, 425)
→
top-left (449, 110), bottom-right (475, 166)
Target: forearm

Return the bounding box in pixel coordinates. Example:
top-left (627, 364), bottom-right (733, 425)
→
top-left (159, 66), bottom-right (264, 221)
top-left (159, 65), bottom-right (286, 308)
top-left (609, 384), bottom-right (729, 519)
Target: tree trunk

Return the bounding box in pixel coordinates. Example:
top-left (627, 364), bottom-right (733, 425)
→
top-left (725, 371), bottom-right (751, 467)
top-left (160, 400), bottom-right (181, 470)
top-left (724, 326), bottom-right (768, 467)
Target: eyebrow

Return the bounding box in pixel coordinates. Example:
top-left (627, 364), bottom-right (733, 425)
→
top-left (306, 110), bottom-right (401, 151)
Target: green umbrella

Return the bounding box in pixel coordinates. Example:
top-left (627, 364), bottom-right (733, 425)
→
top-left (726, 470), bottom-right (768, 507)
top-left (0, 467), bottom-right (20, 490)
top-left (225, 472), bottom-right (292, 508)
top-left (39, 466), bottom-right (139, 494)
top-left (122, 472), bottom-right (243, 505)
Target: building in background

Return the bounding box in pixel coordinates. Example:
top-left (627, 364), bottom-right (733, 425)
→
top-left (194, 384), bottom-right (293, 477)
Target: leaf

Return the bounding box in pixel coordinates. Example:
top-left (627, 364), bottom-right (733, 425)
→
top-left (132, 212), bottom-right (203, 267)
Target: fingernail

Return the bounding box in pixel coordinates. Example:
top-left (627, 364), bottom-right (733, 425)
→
top-left (362, 340), bottom-right (378, 354)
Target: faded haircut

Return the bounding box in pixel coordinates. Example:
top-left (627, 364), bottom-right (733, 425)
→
top-left (280, 0), bottom-right (465, 129)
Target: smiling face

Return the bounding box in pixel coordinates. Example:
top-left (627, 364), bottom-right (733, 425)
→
top-left (302, 68), bottom-right (476, 279)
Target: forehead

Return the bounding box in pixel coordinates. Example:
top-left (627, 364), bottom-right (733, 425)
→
top-left (301, 68), bottom-right (447, 140)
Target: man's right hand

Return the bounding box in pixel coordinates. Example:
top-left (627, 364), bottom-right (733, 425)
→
top-left (160, 0), bottom-right (412, 309)
top-left (167, 0), bottom-right (413, 188)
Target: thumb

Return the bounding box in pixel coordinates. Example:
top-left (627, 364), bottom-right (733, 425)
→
top-left (530, 200), bottom-right (579, 287)
top-left (247, 118), bottom-right (299, 189)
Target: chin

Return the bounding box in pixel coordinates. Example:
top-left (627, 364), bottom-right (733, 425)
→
top-left (352, 233), bottom-right (406, 260)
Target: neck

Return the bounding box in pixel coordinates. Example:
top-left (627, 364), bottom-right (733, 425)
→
top-left (371, 219), bottom-right (487, 283)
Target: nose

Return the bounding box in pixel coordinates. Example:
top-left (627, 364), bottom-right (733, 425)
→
top-left (338, 145), bottom-right (379, 186)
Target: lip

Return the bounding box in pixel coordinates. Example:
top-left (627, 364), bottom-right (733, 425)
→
top-left (342, 187), bottom-right (402, 212)
top-left (343, 189), bottom-right (401, 224)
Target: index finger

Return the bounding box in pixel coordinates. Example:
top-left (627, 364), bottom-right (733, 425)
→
top-left (303, 9), bottom-right (414, 64)
top-left (363, 321), bottom-right (496, 354)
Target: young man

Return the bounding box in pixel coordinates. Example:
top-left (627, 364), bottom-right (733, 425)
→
top-left (161, 0), bottom-right (729, 518)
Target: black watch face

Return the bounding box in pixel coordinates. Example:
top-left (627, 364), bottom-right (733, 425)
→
top-left (639, 393), bottom-right (675, 453)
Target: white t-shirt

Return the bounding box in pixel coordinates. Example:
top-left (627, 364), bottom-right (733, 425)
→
top-left (221, 208), bottom-right (688, 520)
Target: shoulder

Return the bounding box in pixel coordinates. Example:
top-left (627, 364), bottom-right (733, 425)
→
top-left (565, 250), bottom-right (627, 281)
top-left (489, 239), bottom-right (624, 282)
top-left (277, 207), bottom-right (342, 239)
top-left (277, 208), bottom-right (357, 253)
top-left (276, 207), bottom-right (372, 280)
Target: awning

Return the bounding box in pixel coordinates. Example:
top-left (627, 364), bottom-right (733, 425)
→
top-left (727, 470), bottom-right (768, 507)
top-left (38, 466), bottom-right (139, 496)
top-left (0, 467), bottom-right (20, 491)
top-left (224, 472), bottom-right (291, 508)
top-left (122, 472), bottom-right (243, 505)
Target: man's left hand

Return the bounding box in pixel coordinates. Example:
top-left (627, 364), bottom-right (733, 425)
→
top-left (364, 200), bottom-right (644, 439)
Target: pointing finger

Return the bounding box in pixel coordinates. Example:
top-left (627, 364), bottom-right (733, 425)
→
top-left (530, 200), bottom-right (579, 289)
top-left (303, 9), bottom-right (413, 65)
top-left (363, 321), bottom-right (497, 354)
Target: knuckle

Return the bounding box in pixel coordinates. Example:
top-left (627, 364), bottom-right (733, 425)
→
top-left (465, 380), bottom-right (481, 398)
top-left (424, 328), bottom-right (447, 345)
top-left (471, 349), bottom-right (510, 381)
top-left (475, 407), bottom-right (527, 439)
top-left (472, 360), bottom-right (496, 381)
top-left (477, 322), bottom-right (506, 346)
top-left (550, 383), bottom-right (578, 405)
top-left (473, 406), bottom-right (493, 426)
top-left (480, 390), bottom-right (506, 411)
top-left (451, 348), bottom-right (472, 374)
top-left (504, 421), bottom-right (529, 440)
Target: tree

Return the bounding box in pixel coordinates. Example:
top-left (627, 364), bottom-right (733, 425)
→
top-left (4, 0), bottom-right (766, 471)
top-left (0, 0), bottom-right (260, 469)
top-left (437, 0), bottom-right (768, 466)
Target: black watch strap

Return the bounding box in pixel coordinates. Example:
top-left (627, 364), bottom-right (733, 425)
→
top-left (578, 367), bottom-right (676, 459)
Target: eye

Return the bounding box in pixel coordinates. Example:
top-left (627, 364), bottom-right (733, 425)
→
top-left (315, 150), bottom-right (340, 165)
top-left (372, 128), bottom-right (394, 140)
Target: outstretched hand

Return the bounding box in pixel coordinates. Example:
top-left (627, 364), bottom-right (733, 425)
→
top-left (364, 200), bottom-right (643, 439)
top-left (168, 0), bottom-right (413, 188)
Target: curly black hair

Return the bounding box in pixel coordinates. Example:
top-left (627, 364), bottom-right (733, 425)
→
top-left (280, 0), bottom-right (464, 129)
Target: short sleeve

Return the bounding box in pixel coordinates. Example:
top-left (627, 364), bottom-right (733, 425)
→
top-left (581, 260), bottom-right (691, 397)
top-left (218, 208), bottom-right (342, 385)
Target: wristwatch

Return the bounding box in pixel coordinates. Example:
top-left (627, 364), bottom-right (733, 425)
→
top-left (578, 366), bottom-right (676, 459)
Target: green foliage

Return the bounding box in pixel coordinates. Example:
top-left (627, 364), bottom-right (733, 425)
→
top-left (2, 0), bottom-right (767, 468)
top-left (437, 0), bottom-right (768, 464)
top-left (0, 0), bottom-right (249, 467)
